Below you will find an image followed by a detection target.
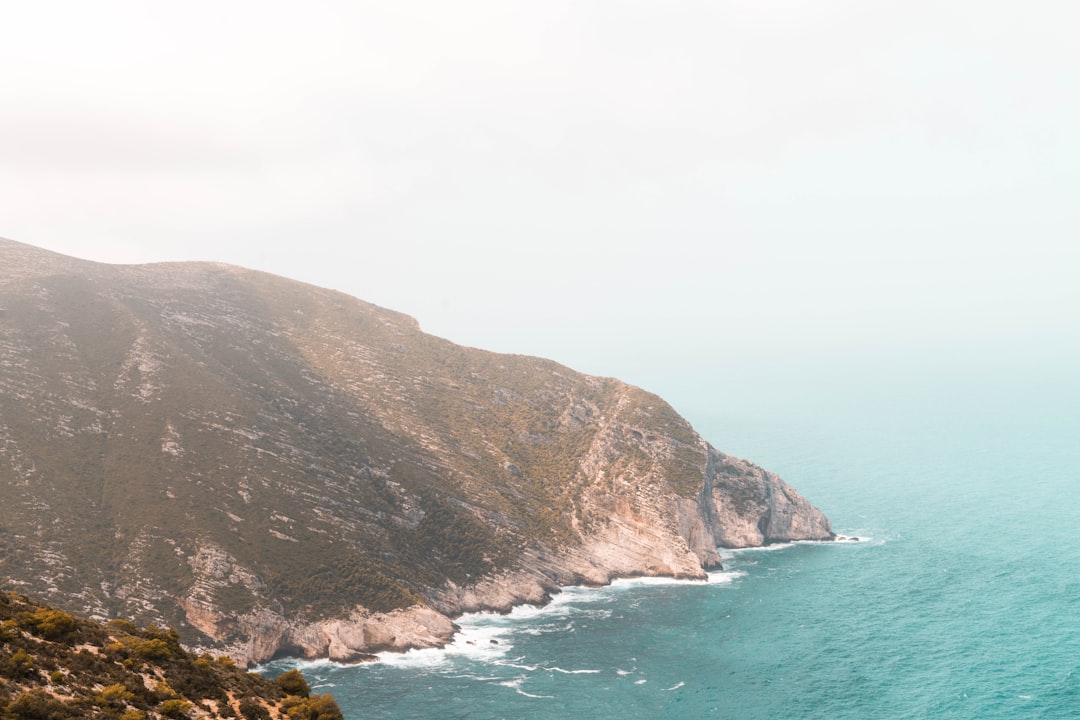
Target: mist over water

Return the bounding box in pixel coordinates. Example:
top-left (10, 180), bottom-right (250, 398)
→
top-left (264, 362), bottom-right (1080, 719)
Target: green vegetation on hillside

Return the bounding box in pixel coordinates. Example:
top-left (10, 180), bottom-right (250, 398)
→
top-left (0, 591), bottom-right (342, 719)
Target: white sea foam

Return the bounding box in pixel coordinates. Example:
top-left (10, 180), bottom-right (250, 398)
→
top-left (445, 673), bottom-right (502, 681)
top-left (830, 530), bottom-right (882, 545)
top-left (706, 569), bottom-right (747, 584)
top-left (376, 620), bottom-right (512, 668)
top-left (516, 690), bottom-right (552, 699)
top-left (634, 679), bottom-right (648, 685)
top-left (498, 677), bottom-right (553, 699)
top-left (548, 666), bottom-right (601, 674)
top-left (665, 681), bottom-right (685, 691)
top-left (253, 657), bottom-right (351, 674)
top-left (373, 646), bottom-right (451, 669)
top-left (723, 542), bottom-right (796, 556)
top-left (546, 585), bottom-right (616, 604)
top-left (609, 575), bottom-right (709, 589)
top-left (521, 621), bottom-right (575, 636)
top-left (470, 589), bottom-right (594, 626)
top-left (719, 533), bottom-right (882, 563)
top-left (494, 658), bottom-right (540, 672)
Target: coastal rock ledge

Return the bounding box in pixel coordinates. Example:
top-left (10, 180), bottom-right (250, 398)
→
top-left (0, 238), bottom-right (833, 668)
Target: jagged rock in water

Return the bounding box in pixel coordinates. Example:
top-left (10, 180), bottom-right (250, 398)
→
top-left (0, 237), bottom-right (833, 665)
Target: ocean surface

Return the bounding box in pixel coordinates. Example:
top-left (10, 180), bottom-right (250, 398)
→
top-left (262, 364), bottom-right (1080, 719)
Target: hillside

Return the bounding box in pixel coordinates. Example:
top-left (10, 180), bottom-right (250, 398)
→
top-left (0, 590), bottom-right (341, 719)
top-left (0, 237), bottom-right (832, 664)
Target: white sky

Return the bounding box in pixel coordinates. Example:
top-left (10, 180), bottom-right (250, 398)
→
top-left (3, 1), bottom-right (1079, 417)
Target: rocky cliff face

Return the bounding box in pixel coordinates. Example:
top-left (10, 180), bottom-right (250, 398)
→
top-left (0, 238), bottom-right (832, 665)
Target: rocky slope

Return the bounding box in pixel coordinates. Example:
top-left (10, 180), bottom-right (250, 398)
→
top-left (0, 238), bottom-right (832, 665)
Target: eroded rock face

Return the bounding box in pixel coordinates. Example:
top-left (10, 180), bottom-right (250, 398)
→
top-left (0, 237), bottom-right (833, 665)
top-left (227, 606), bottom-right (457, 665)
top-left (707, 451), bottom-right (833, 547)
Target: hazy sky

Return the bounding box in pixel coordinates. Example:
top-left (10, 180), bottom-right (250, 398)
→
top-left (3, 1), bottom-right (1079, 418)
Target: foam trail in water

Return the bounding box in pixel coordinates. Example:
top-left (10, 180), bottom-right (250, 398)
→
top-left (499, 677), bottom-right (553, 699)
top-left (494, 658), bottom-right (540, 672)
top-left (719, 532), bottom-right (884, 564)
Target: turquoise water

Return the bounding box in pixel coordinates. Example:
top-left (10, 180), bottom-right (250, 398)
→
top-left (265, 366), bottom-right (1080, 719)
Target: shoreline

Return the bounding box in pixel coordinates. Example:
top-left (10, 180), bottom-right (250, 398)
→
top-left (254, 571), bottom-right (728, 673)
top-left (252, 539), bottom-right (856, 672)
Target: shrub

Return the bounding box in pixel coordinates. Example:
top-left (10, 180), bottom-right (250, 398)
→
top-left (280, 693), bottom-right (344, 720)
top-left (280, 695), bottom-right (309, 719)
top-left (66, 648), bottom-right (107, 675)
top-left (95, 682), bottom-right (135, 708)
top-left (306, 693), bottom-right (344, 720)
top-left (6, 688), bottom-right (75, 719)
top-left (133, 638), bottom-right (172, 660)
top-left (157, 698), bottom-right (193, 718)
top-left (238, 697), bottom-right (271, 720)
top-left (22, 609), bottom-right (79, 643)
top-left (275, 669), bottom-right (310, 698)
top-left (103, 641), bottom-right (129, 659)
top-left (1, 649), bottom-right (36, 679)
top-left (108, 619), bottom-right (139, 634)
top-left (0, 619), bottom-right (19, 642)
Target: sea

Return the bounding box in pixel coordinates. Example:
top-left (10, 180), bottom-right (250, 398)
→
top-left (261, 361), bottom-right (1080, 719)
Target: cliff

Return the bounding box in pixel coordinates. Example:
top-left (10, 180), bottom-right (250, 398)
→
top-left (0, 238), bottom-right (832, 665)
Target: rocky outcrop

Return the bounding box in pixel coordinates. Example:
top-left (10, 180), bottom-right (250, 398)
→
top-left (0, 237), bottom-right (833, 666)
top-left (706, 451), bottom-right (833, 547)
top-left (202, 606), bottom-right (457, 665)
